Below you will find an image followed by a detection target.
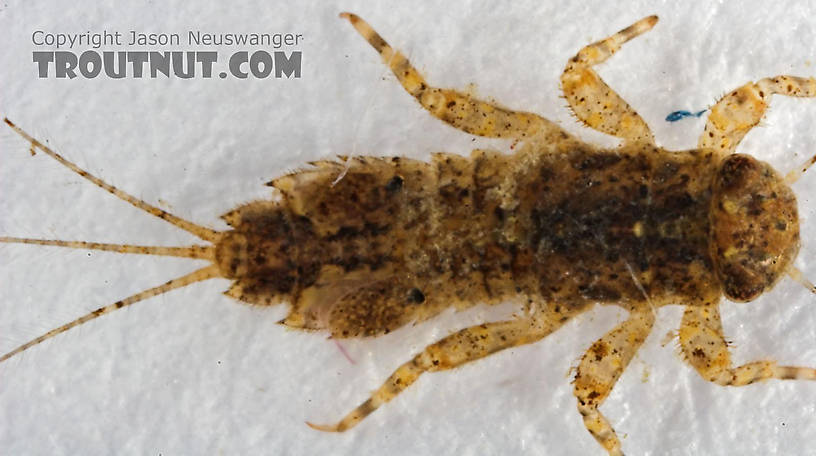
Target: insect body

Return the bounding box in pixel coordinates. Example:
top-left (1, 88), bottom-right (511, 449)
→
top-left (3, 12), bottom-right (816, 456)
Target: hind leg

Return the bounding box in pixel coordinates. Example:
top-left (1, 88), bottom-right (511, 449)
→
top-left (307, 306), bottom-right (569, 432)
top-left (573, 308), bottom-right (655, 456)
top-left (700, 75), bottom-right (816, 153)
top-left (561, 16), bottom-right (657, 144)
top-left (340, 13), bottom-right (566, 141)
top-left (679, 302), bottom-right (816, 385)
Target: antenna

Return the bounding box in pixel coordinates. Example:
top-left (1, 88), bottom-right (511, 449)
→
top-left (787, 266), bottom-right (816, 295)
top-left (785, 152), bottom-right (816, 185)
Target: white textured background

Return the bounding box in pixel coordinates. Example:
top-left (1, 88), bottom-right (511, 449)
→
top-left (2, 1), bottom-right (816, 455)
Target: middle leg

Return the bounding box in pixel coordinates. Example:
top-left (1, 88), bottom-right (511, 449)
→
top-left (341, 13), bottom-right (567, 141)
top-left (573, 308), bottom-right (655, 456)
top-left (561, 16), bottom-right (658, 144)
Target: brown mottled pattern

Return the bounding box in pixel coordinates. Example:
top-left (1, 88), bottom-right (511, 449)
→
top-left (218, 140), bottom-right (724, 337)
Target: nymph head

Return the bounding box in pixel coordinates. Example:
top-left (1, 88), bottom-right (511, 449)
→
top-left (709, 154), bottom-right (800, 302)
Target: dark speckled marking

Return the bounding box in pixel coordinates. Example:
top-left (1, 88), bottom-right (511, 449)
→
top-left (408, 288), bottom-right (425, 303)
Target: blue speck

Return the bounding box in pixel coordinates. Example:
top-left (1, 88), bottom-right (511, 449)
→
top-left (665, 109), bottom-right (707, 122)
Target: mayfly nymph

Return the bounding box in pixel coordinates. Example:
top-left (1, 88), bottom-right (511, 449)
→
top-left (4, 12), bottom-right (816, 456)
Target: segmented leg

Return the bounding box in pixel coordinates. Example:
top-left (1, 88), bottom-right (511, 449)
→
top-left (561, 16), bottom-right (657, 144)
top-left (679, 302), bottom-right (816, 386)
top-left (700, 75), bottom-right (816, 153)
top-left (340, 13), bottom-right (567, 141)
top-left (573, 308), bottom-right (655, 456)
top-left (307, 307), bottom-right (569, 432)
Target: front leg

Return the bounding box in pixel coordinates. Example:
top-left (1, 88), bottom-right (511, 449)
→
top-left (574, 308), bottom-right (655, 456)
top-left (307, 305), bottom-right (571, 432)
top-left (700, 75), bottom-right (816, 153)
top-left (679, 302), bottom-right (816, 385)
